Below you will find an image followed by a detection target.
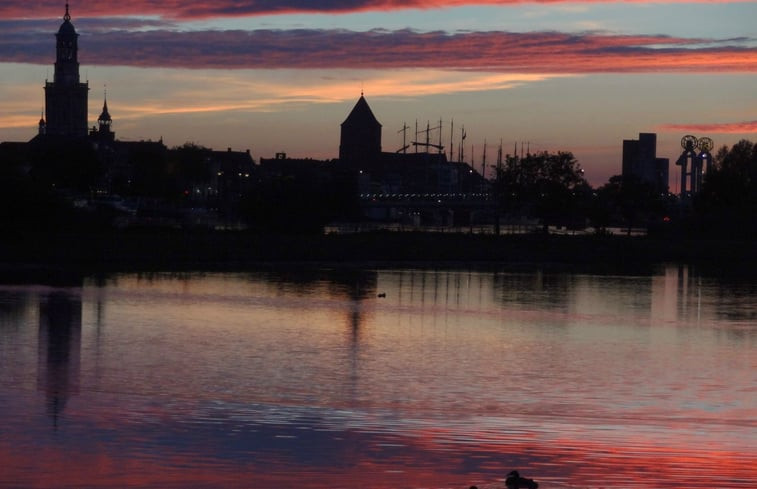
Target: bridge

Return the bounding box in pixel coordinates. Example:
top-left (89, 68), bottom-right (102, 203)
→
top-left (359, 192), bottom-right (497, 226)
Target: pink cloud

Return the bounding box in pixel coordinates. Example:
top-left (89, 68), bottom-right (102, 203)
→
top-left (2, 28), bottom-right (754, 74)
top-left (659, 121), bottom-right (757, 133)
top-left (0, 1), bottom-right (752, 20)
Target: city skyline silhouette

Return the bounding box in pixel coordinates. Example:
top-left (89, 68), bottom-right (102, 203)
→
top-left (0, 2), bottom-right (754, 187)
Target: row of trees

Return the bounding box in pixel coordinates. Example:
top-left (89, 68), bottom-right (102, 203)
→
top-left (491, 140), bottom-right (756, 238)
top-left (492, 150), bottom-right (670, 235)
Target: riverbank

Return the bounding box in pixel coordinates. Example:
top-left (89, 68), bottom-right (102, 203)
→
top-left (1, 228), bottom-right (754, 276)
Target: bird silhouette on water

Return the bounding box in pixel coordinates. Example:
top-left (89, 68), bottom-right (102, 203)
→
top-left (505, 470), bottom-right (539, 489)
top-left (468, 471), bottom-right (538, 489)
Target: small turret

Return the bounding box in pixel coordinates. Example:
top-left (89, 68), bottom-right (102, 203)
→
top-left (91, 92), bottom-right (115, 142)
top-left (98, 95), bottom-right (112, 130)
top-left (38, 113), bottom-right (47, 135)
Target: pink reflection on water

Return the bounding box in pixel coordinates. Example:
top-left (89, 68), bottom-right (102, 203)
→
top-left (1, 423), bottom-right (755, 489)
top-left (0, 267), bottom-right (755, 489)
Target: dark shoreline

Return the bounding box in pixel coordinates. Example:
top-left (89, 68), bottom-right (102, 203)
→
top-left (2, 229), bottom-right (755, 278)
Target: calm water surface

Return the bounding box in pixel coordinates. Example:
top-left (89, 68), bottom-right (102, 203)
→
top-left (0, 266), bottom-right (755, 489)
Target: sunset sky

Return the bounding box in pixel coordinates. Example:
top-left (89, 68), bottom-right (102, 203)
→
top-left (0, 1), bottom-right (755, 186)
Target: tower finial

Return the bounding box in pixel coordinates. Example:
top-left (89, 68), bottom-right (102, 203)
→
top-left (64, 3), bottom-right (71, 22)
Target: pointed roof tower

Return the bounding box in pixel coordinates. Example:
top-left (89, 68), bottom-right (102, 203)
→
top-left (339, 94), bottom-right (382, 163)
top-left (98, 93), bottom-right (112, 126)
top-left (38, 111), bottom-right (47, 135)
top-left (341, 94), bottom-right (381, 129)
top-left (92, 90), bottom-right (115, 141)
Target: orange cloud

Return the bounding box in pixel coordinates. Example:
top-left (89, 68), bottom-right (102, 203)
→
top-left (659, 121), bottom-right (757, 133)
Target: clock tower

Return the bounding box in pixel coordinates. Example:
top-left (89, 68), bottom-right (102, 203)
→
top-left (44, 3), bottom-right (89, 138)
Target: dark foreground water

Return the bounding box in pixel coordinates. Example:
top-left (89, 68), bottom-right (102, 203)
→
top-left (0, 266), bottom-right (755, 489)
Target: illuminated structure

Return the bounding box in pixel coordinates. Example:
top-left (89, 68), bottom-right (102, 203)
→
top-left (675, 135), bottom-right (713, 200)
top-left (43, 4), bottom-right (89, 138)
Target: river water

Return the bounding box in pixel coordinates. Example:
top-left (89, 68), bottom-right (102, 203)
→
top-left (0, 266), bottom-right (754, 489)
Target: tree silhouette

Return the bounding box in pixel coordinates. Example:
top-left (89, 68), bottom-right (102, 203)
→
top-left (170, 142), bottom-right (212, 191)
top-left (494, 150), bottom-right (589, 231)
top-left (695, 139), bottom-right (757, 238)
top-left (28, 138), bottom-right (101, 193)
top-left (127, 143), bottom-right (172, 198)
top-left (593, 174), bottom-right (666, 235)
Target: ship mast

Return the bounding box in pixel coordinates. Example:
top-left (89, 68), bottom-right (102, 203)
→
top-left (396, 122), bottom-right (410, 153)
top-left (412, 120), bottom-right (444, 153)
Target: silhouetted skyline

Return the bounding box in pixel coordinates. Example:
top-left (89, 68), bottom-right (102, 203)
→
top-left (0, 2), bottom-right (755, 186)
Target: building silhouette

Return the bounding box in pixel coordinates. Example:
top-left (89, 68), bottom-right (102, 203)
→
top-left (43, 4), bottom-right (88, 138)
top-left (336, 94), bottom-right (490, 225)
top-left (339, 94), bottom-right (382, 164)
top-left (622, 133), bottom-right (669, 193)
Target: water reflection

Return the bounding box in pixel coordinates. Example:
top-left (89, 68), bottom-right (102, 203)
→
top-left (0, 265), bottom-right (754, 488)
top-left (0, 290), bottom-right (28, 326)
top-left (37, 290), bottom-right (82, 428)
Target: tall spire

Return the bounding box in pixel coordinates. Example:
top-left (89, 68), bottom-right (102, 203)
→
top-left (64, 3), bottom-right (71, 22)
top-left (94, 88), bottom-right (115, 141)
top-left (98, 89), bottom-right (112, 127)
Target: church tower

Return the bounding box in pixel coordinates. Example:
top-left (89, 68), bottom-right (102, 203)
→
top-left (44, 3), bottom-right (89, 138)
top-left (339, 94), bottom-right (382, 164)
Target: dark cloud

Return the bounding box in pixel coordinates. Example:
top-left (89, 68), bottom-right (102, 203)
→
top-left (1, 26), bottom-right (754, 74)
